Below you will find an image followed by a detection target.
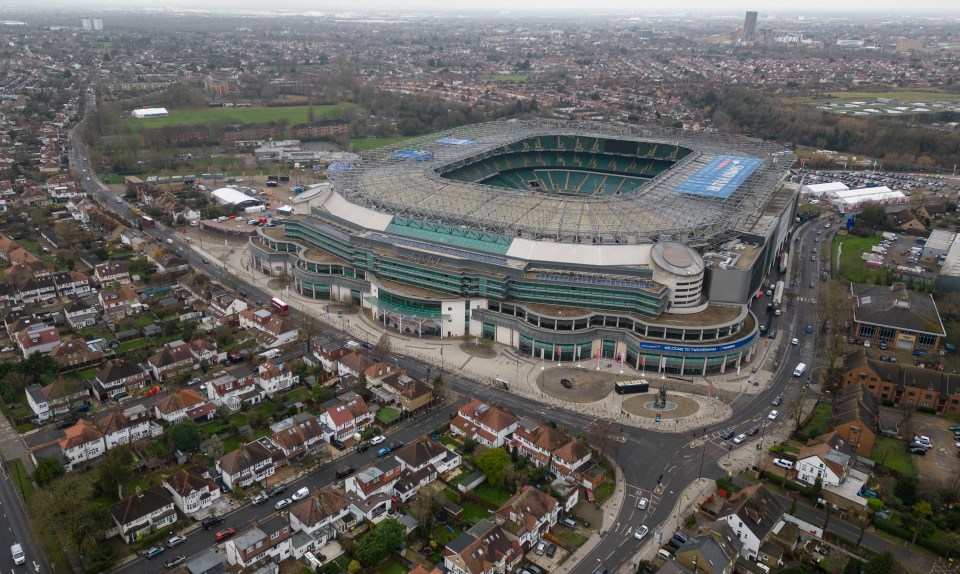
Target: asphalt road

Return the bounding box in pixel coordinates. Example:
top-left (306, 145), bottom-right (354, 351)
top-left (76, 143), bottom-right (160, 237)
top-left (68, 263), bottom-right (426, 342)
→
top-left (0, 464), bottom-right (47, 573)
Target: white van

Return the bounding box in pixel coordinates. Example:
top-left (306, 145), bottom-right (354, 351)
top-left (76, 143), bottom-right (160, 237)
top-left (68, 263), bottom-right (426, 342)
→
top-left (10, 543), bottom-right (24, 565)
top-left (345, 341), bottom-right (361, 351)
top-left (291, 487), bottom-right (310, 501)
top-left (793, 363), bottom-right (806, 377)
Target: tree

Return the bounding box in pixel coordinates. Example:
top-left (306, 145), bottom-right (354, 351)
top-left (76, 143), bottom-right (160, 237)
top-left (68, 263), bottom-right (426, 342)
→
top-left (409, 488), bottom-right (444, 534)
top-left (201, 435), bottom-right (225, 460)
top-left (348, 560), bottom-right (363, 574)
top-left (476, 447), bottom-right (511, 487)
top-left (911, 501), bottom-right (933, 544)
top-left (169, 420), bottom-right (202, 452)
top-left (29, 474), bottom-right (111, 562)
top-left (894, 476), bottom-right (918, 506)
top-left (588, 419), bottom-right (617, 459)
top-left (356, 518), bottom-right (405, 565)
top-left (856, 511), bottom-right (874, 546)
top-left (864, 550), bottom-right (896, 574)
top-left (33, 456), bottom-right (65, 487)
top-left (858, 205), bottom-right (887, 229)
top-left (372, 332), bottom-right (391, 359)
top-left (811, 477), bottom-right (823, 500)
top-left (94, 444), bottom-right (133, 499)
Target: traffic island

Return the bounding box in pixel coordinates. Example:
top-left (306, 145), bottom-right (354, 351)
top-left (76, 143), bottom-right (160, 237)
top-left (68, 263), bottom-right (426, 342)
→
top-left (537, 368), bottom-right (619, 403)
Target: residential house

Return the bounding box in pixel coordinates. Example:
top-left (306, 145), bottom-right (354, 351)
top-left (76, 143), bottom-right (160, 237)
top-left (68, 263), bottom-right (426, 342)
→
top-left (379, 371), bottom-right (434, 412)
top-left (890, 209), bottom-right (925, 232)
top-left (99, 286), bottom-right (141, 321)
top-left (163, 467), bottom-right (221, 515)
top-left (716, 484), bottom-right (785, 561)
top-left (795, 442), bottom-right (853, 487)
top-left (97, 405), bottom-right (158, 450)
top-left (510, 417), bottom-right (591, 484)
top-left (93, 261), bottom-right (131, 286)
top-left (224, 515), bottom-right (292, 569)
top-left (318, 392), bottom-right (374, 443)
top-left (147, 340), bottom-right (198, 382)
top-left (206, 291), bottom-right (248, 319)
top-left (449, 399), bottom-right (519, 448)
top-left (49, 338), bottom-right (105, 369)
top-left (16, 274), bottom-right (57, 303)
top-left (153, 389), bottom-right (212, 424)
top-left (841, 349), bottom-right (960, 415)
top-left (217, 441), bottom-right (277, 490)
top-left (25, 378), bottom-right (89, 420)
top-left (673, 521), bottom-right (741, 574)
top-left (288, 487), bottom-right (351, 544)
top-left (443, 519), bottom-right (522, 574)
top-left (58, 419), bottom-right (107, 468)
top-left (311, 347), bottom-right (349, 373)
top-left (828, 383), bottom-right (880, 457)
top-left (256, 360), bottom-right (299, 397)
top-left (206, 365), bottom-right (263, 407)
top-left (110, 486), bottom-right (177, 544)
top-left (268, 413), bottom-right (327, 462)
top-left (337, 351), bottom-right (376, 379)
top-left (90, 359), bottom-right (151, 401)
top-left (343, 457), bottom-right (402, 521)
top-left (52, 271), bottom-right (91, 297)
top-left (63, 298), bottom-right (97, 329)
top-left (238, 308), bottom-right (299, 347)
top-left (493, 486), bottom-right (559, 551)
top-left (392, 438), bottom-right (462, 502)
top-left (152, 251), bottom-right (190, 274)
top-left (15, 322), bottom-right (61, 357)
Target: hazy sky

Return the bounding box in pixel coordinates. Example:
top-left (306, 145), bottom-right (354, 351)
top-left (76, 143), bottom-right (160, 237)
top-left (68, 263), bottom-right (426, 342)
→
top-left (4, 0), bottom-right (960, 13)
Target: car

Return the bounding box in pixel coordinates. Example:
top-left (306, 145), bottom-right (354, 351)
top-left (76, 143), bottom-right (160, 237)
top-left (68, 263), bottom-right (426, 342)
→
top-left (637, 497), bottom-right (649, 510)
top-left (85, 176), bottom-right (91, 181)
top-left (746, 426), bottom-right (760, 436)
top-left (811, 256), bottom-right (816, 261)
top-left (909, 446), bottom-right (927, 455)
top-left (377, 447), bottom-right (392, 457)
top-left (791, 338), bottom-right (799, 345)
top-left (202, 258), bottom-right (210, 264)
top-left (370, 435), bottom-right (386, 445)
top-left (1, 346), bottom-right (14, 353)
top-left (177, 246), bottom-right (184, 252)
top-left (145, 545), bottom-right (166, 559)
top-left (251, 493), bottom-right (269, 506)
top-left (201, 516), bottom-right (224, 530)
top-left (768, 410), bottom-right (779, 420)
top-left (812, 248), bottom-right (817, 253)
top-left (292, 487), bottom-right (310, 501)
top-left (825, 223), bottom-right (831, 228)
top-left (190, 377), bottom-right (201, 385)
top-left (215, 528), bottom-right (236, 542)
top-left (633, 525), bottom-right (650, 540)
top-left (164, 555), bottom-right (186, 568)
top-left (267, 485), bottom-right (287, 497)
top-left (390, 440), bottom-right (404, 450)
top-left (912, 349), bottom-right (927, 356)
top-left (721, 429), bottom-right (736, 441)
top-left (914, 435), bottom-right (931, 443)
top-left (560, 378), bottom-right (573, 389)
top-left (535, 540), bottom-right (547, 555)
top-left (167, 535), bottom-right (187, 548)
top-left (809, 282), bottom-right (815, 289)
top-left (275, 498), bottom-right (293, 510)
top-left (771, 395), bottom-right (784, 406)
top-left (772, 458), bottom-right (793, 470)
top-left (362, 341), bottom-right (376, 349)
top-left (56, 418), bottom-right (77, 429)
top-left (356, 444), bottom-right (370, 453)
top-left (336, 466), bottom-right (357, 479)
top-left (733, 433), bottom-right (747, 444)
top-left (560, 517), bottom-right (577, 529)
top-left (949, 425), bottom-right (960, 432)
top-left (546, 543), bottom-right (557, 558)
top-left (522, 564), bottom-right (544, 574)
top-left (908, 442), bottom-right (932, 451)
top-left (672, 531), bottom-right (689, 545)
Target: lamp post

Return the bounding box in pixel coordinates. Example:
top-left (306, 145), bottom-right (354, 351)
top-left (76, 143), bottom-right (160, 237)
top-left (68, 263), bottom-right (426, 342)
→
top-left (697, 441), bottom-right (706, 480)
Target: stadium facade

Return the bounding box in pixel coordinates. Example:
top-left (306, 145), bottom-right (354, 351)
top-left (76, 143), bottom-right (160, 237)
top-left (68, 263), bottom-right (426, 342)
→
top-left (248, 120), bottom-right (800, 375)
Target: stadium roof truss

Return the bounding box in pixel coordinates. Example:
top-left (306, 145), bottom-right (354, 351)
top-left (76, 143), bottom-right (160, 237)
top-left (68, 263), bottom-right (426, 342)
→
top-left (330, 119), bottom-right (795, 246)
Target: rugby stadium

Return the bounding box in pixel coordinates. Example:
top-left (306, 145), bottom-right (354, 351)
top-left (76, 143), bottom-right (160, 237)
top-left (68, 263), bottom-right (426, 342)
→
top-left (248, 120), bottom-right (800, 375)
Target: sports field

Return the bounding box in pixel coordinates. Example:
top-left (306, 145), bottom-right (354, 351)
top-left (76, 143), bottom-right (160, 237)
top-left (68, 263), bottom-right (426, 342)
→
top-left (480, 74), bottom-right (530, 83)
top-left (785, 89), bottom-right (957, 105)
top-left (124, 103), bottom-right (356, 128)
top-left (349, 136), bottom-right (418, 152)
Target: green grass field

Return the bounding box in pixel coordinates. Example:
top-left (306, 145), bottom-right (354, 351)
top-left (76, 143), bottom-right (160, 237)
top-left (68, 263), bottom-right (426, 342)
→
top-left (833, 233), bottom-right (887, 284)
top-left (870, 437), bottom-right (916, 477)
top-left (481, 74), bottom-right (530, 83)
top-left (8, 459), bottom-right (34, 502)
top-left (461, 501), bottom-right (491, 526)
top-left (125, 103), bottom-right (356, 129)
top-left (801, 403), bottom-right (833, 438)
top-left (473, 483), bottom-right (512, 507)
top-left (785, 89), bottom-right (959, 105)
top-left (349, 136), bottom-right (418, 152)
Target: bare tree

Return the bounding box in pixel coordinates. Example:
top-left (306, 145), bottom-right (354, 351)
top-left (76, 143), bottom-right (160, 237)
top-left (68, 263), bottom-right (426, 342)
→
top-left (373, 332), bottom-right (391, 359)
top-left (791, 384), bottom-right (810, 430)
top-left (589, 419), bottom-right (618, 460)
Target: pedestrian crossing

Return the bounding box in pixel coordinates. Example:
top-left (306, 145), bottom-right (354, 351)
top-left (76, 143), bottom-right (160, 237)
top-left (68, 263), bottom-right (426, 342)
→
top-left (794, 296), bottom-right (818, 304)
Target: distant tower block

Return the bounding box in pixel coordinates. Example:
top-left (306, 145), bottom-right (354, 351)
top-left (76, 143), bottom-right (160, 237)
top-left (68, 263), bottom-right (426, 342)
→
top-left (742, 11), bottom-right (758, 42)
top-left (81, 18), bottom-right (103, 31)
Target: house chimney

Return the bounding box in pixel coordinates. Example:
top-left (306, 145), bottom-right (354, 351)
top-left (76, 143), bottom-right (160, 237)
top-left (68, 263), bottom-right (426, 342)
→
top-left (135, 485), bottom-right (143, 499)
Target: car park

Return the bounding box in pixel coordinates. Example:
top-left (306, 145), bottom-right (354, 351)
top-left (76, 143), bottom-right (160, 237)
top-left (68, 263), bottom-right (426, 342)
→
top-left (215, 528), bottom-right (236, 542)
top-left (637, 497), bottom-right (649, 510)
top-left (633, 525), bottom-right (649, 540)
top-left (768, 410), bottom-right (779, 420)
top-left (167, 535), bottom-right (187, 548)
top-left (773, 458), bottom-right (793, 469)
top-left (145, 546), bottom-right (166, 559)
top-left (370, 435), bottom-right (386, 445)
top-left (733, 433), bottom-right (747, 444)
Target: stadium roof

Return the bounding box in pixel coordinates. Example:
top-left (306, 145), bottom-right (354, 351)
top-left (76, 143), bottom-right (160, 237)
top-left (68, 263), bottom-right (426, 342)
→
top-left (211, 187), bottom-right (257, 205)
top-left (329, 120), bottom-right (794, 246)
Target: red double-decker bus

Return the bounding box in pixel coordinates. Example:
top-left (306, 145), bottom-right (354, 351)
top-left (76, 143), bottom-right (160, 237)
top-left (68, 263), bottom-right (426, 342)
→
top-left (270, 297), bottom-right (290, 315)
